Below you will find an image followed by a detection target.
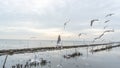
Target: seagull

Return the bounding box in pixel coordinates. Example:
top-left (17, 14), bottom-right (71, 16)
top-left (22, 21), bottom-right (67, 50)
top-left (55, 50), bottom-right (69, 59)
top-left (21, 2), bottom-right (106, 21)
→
top-left (64, 19), bottom-right (70, 29)
top-left (93, 33), bottom-right (105, 42)
top-left (97, 33), bottom-right (105, 39)
top-left (105, 13), bottom-right (114, 17)
top-left (104, 20), bottom-right (110, 23)
top-left (93, 29), bottom-right (114, 42)
top-left (104, 29), bottom-right (114, 33)
top-left (78, 33), bottom-right (87, 38)
top-left (90, 19), bottom-right (99, 27)
top-left (99, 29), bottom-right (114, 38)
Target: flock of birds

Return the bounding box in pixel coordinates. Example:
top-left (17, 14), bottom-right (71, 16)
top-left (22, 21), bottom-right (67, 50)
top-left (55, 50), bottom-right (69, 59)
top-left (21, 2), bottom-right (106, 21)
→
top-left (91, 13), bottom-right (115, 42)
top-left (57, 13), bottom-right (115, 46)
top-left (90, 13), bottom-right (114, 27)
top-left (1, 13), bottom-right (115, 68)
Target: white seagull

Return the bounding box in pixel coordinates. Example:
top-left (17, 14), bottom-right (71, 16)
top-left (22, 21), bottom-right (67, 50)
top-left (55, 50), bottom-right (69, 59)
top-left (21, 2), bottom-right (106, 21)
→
top-left (93, 29), bottom-right (114, 42)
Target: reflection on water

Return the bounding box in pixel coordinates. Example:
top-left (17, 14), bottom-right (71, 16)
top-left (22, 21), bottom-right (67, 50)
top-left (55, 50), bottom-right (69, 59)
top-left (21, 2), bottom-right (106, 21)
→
top-left (0, 40), bottom-right (120, 68)
top-left (0, 47), bottom-right (120, 68)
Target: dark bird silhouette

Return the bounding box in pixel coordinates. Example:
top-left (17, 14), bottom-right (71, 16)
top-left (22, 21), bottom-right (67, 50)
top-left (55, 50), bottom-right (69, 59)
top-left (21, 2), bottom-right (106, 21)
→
top-left (105, 13), bottom-right (114, 17)
top-left (104, 20), bottom-right (110, 23)
top-left (90, 19), bottom-right (99, 27)
top-left (78, 33), bottom-right (87, 38)
top-left (64, 19), bottom-right (70, 29)
top-left (96, 33), bottom-right (105, 39)
top-left (93, 33), bottom-right (105, 42)
top-left (93, 29), bottom-right (114, 42)
top-left (104, 29), bottom-right (114, 33)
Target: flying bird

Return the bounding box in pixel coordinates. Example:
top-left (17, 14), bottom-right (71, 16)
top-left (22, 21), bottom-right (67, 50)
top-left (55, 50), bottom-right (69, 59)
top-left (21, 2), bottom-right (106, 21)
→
top-left (97, 33), bottom-right (105, 39)
top-left (90, 19), bottom-right (99, 27)
top-left (93, 33), bottom-right (105, 42)
top-left (99, 29), bottom-right (114, 38)
top-left (78, 33), bottom-right (87, 38)
top-left (104, 20), bottom-right (110, 23)
top-left (105, 13), bottom-right (114, 17)
top-left (64, 19), bottom-right (70, 29)
top-left (93, 29), bottom-right (114, 42)
top-left (104, 29), bottom-right (114, 33)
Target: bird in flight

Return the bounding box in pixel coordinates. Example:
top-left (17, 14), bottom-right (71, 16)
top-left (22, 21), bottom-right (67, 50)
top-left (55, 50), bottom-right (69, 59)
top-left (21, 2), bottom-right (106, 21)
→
top-left (64, 19), bottom-right (70, 29)
top-left (78, 33), bottom-right (87, 38)
top-left (104, 29), bottom-right (114, 33)
top-left (90, 19), bottom-right (99, 27)
top-left (93, 29), bottom-right (114, 42)
top-left (95, 33), bottom-right (105, 40)
top-left (104, 20), bottom-right (110, 23)
top-left (105, 13), bottom-right (114, 17)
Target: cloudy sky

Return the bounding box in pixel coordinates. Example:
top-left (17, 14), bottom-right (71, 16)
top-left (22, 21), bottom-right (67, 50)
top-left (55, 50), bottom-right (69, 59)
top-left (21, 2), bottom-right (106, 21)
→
top-left (0, 0), bottom-right (120, 41)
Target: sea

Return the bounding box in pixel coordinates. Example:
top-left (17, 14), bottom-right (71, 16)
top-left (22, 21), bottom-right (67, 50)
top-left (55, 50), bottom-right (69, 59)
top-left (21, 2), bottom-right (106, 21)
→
top-left (0, 39), bottom-right (120, 68)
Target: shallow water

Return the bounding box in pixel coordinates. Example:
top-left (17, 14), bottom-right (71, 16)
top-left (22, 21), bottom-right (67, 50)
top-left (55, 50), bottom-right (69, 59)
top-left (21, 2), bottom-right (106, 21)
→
top-left (0, 39), bottom-right (120, 68)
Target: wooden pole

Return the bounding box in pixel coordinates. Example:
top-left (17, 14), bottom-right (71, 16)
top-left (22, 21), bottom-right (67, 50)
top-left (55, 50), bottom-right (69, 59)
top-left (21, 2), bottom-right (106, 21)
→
top-left (3, 55), bottom-right (8, 68)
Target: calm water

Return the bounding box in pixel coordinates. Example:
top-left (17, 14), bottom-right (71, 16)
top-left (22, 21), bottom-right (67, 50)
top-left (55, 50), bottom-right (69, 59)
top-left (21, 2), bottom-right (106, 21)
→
top-left (0, 39), bottom-right (120, 68)
top-left (0, 39), bottom-right (93, 50)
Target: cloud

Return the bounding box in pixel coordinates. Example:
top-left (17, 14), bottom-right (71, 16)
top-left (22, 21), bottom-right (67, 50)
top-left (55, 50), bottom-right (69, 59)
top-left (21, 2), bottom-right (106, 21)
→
top-left (0, 0), bottom-right (120, 41)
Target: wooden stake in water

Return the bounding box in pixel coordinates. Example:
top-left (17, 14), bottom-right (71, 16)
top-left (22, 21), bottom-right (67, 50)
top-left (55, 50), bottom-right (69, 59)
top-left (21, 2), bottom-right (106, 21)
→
top-left (3, 55), bottom-right (8, 68)
top-left (56, 35), bottom-right (62, 47)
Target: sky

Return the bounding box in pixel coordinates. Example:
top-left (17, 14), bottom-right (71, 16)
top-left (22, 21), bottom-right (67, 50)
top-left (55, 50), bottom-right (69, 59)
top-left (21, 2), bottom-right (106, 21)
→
top-left (0, 0), bottom-right (120, 41)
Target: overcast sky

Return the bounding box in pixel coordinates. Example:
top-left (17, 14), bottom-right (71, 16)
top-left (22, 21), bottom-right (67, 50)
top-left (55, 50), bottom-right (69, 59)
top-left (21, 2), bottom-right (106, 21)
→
top-left (0, 0), bottom-right (120, 41)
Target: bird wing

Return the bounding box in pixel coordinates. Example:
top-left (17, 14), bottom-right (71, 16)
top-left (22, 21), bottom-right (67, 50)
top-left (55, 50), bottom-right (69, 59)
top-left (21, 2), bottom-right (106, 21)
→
top-left (90, 19), bottom-right (99, 27)
top-left (64, 19), bottom-right (70, 29)
top-left (104, 20), bottom-right (110, 23)
top-left (105, 13), bottom-right (114, 17)
top-left (90, 20), bottom-right (94, 26)
top-left (98, 33), bottom-right (104, 39)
